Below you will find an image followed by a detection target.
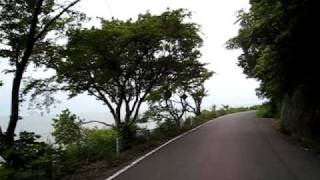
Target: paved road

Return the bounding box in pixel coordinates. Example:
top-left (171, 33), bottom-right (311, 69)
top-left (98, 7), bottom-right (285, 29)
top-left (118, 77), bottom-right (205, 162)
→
top-left (113, 111), bottom-right (320, 180)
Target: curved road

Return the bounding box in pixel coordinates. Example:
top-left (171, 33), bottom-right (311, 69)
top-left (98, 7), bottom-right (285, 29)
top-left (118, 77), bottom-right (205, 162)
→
top-left (112, 111), bottom-right (320, 180)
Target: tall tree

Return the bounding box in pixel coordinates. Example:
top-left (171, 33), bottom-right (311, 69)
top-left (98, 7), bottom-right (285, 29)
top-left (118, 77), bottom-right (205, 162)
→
top-left (53, 9), bottom-right (203, 148)
top-left (0, 0), bottom-right (82, 148)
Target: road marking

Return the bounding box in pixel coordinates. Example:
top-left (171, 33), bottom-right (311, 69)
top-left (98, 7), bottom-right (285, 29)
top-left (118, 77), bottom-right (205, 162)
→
top-left (106, 119), bottom-right (215, 180)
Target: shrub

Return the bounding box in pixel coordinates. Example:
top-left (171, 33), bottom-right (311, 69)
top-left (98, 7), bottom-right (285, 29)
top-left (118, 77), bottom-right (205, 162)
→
top-left (256, 102), bottom-right (278, 118)
top-left (80, 128), bottom-right (117, 161)
top-left (0, 132), bottom-right (60, 180)
top-left (51, 110), bottom-right (118, 174)
top-left (52, 109), bottom-right (83, 147)
top-left (194, 110), bottom-right (217, 123)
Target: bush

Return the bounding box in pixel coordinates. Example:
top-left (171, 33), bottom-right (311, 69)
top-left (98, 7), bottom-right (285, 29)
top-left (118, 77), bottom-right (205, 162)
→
top-left (256, 102), bottom-right (278, 118)
top-left (194, 110), bottom-right (217, 123)
top-left (49, 128), bottom-right (118, 178)
top-left (0, 132), bottom-right (60, 180)
top-left (50, 110), bottom-right (120, 177)
top-left (52, 109), bottom-right (83, 147)
top-left (155, 120), bottom-right (181, 137)
top-left (79, 128), bottom-right (117, 161)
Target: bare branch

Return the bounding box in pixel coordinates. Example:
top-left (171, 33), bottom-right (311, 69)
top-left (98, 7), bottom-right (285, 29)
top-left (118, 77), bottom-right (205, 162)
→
top-left (79, 119), bottom-right (114, 127)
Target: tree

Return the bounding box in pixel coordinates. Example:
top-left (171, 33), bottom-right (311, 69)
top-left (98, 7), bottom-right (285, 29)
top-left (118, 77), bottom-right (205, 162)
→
top-left (0, 0), bottom-right (82, 156)
top-left (145, 61), bottom-right (212, 127)
top-left (227, 0), bottom-right (319, 138)
top-left (146, 86), bottom-right (189, 128)
top-left (53, 9), bottom-right (203, 148)
top-left (188, 85), bottom-right (208, 116)
top-left (52, 109), bottom-right (82, 147)
top-left (186, 68), bottom-right (212, 116)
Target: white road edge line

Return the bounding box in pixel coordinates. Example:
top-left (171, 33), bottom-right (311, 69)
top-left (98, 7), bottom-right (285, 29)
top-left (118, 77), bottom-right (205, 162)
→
top-left (106, 119), bottom-right (215, 180)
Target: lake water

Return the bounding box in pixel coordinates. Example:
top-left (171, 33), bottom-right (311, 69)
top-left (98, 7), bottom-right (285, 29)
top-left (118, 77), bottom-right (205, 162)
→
top-left (0, 113), bottom-right (157, 142)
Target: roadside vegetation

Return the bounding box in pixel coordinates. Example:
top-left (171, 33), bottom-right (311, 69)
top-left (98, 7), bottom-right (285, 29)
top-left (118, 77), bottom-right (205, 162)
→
top-left (0, 105), bottom-right (258, 179)
top-left (227, 0), bottom-right (319, 150)
top-left (256, 102), bottom-right (279, 119)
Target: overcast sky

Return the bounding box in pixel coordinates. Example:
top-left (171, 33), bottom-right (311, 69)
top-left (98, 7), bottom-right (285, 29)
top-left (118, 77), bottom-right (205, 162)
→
top-left (0, 0), bottom-right (262, 118)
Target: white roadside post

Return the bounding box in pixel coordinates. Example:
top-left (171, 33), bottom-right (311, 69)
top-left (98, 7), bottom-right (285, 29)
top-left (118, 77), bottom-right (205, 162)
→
top-left (191, 118), bottom-right (193, 127)
top-left (116, 137), bottom-right (120, 154)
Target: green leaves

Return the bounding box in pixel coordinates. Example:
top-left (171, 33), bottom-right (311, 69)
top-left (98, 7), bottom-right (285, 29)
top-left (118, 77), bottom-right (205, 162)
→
top-left (1, 131), bottom-right (58, 180)
top-left (0, 0), bottom-right (82, 69)
top-left (226, 0), bottom-right (286, 100)
top-left (55, 9), bottom-right (206, 129)
top-left (52, 109), bottom-right (82, 146)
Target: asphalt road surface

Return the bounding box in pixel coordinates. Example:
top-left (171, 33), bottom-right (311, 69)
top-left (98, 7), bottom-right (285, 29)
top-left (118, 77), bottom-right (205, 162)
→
top-left (113, 111), bottom-right (320, 180)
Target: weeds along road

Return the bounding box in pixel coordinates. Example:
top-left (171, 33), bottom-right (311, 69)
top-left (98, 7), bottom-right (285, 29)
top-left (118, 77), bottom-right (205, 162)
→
top-left (110, 111), bottom-right (320, 180)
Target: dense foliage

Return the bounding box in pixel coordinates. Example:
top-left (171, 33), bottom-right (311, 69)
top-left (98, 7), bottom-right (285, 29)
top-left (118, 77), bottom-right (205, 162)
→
top-left (227, 0), bottom-right (319, 139)
top-left (0, 132), bottom-right (59, 179)
top-left (52, 109), bottom-right (83, 146)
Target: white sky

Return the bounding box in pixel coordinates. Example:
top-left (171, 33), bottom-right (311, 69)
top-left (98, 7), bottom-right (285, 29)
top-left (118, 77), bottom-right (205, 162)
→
top-left (0, 0), bottom-right (262, 118)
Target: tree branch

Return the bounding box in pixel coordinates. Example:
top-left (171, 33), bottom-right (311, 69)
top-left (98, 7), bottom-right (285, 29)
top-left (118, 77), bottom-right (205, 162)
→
top-left (34, 0), bottom-right (81, 41)
top-left (166, 99), bottom-right (179, 120)
top-left (129, 93), bottom-right (140, 118)
top-left (115, 80), bottom-right (126, 123)
top-left (178, 97), bottom-right (187, 120)
top-left (86, 71), bottom-right (119, 126)
top-left (122, 96), bottom-right (129, 121)
top-left (79, 119), bottom-right (114, 127)
top-left (131, 82), bottom-right (156, 124)
top-left (186, 103), bottom-right (197, 114)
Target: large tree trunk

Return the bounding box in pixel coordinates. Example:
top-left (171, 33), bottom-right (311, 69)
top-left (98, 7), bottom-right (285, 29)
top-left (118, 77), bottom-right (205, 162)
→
top-left (195, 105), bottom-right (201, 116)
top-left (193, 97), bottom-right (203, 116)
top-left (6, 76), bottom-right (22, 143)
top-left (117, 123), bottom-right (136, 151)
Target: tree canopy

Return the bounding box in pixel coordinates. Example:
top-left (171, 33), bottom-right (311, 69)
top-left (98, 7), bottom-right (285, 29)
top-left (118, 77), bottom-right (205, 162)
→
top-left (53, 9), bottom-right (209, 145)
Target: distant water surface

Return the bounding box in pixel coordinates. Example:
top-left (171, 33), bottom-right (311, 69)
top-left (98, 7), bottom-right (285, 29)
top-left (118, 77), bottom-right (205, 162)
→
top-left (0, 113), bottom-right (157, 142)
